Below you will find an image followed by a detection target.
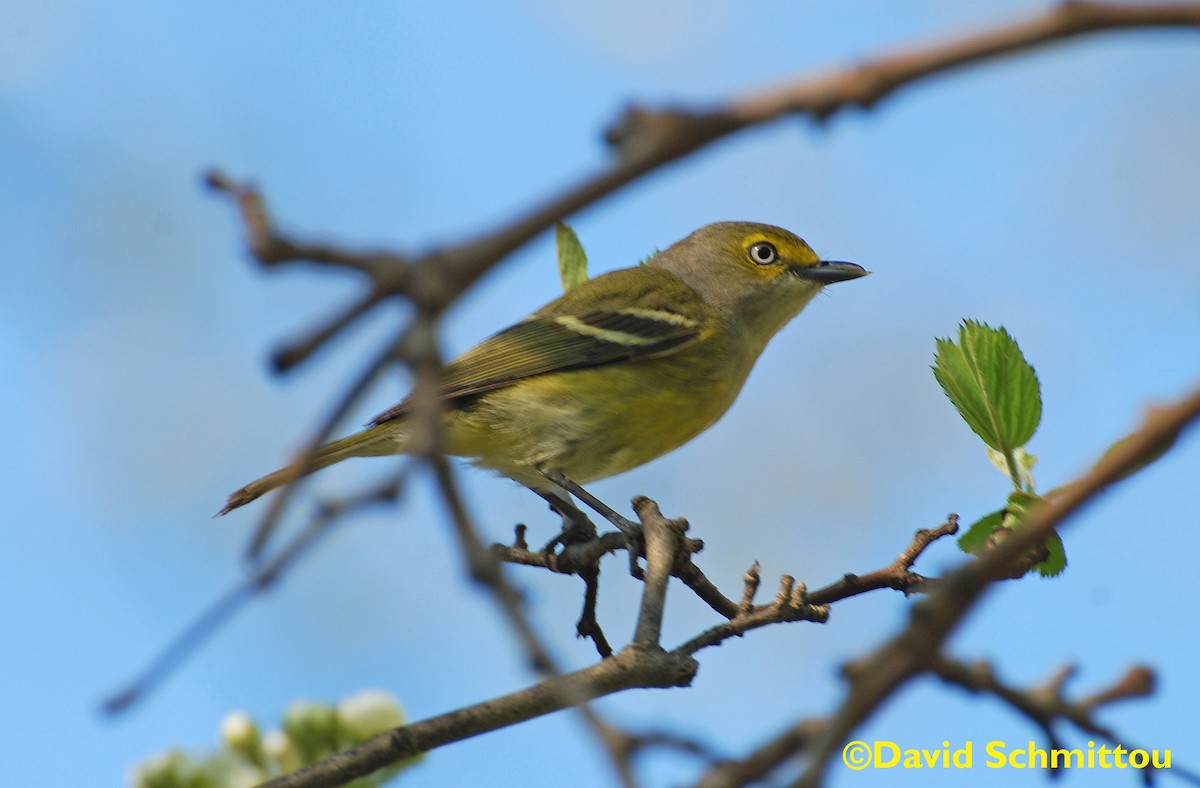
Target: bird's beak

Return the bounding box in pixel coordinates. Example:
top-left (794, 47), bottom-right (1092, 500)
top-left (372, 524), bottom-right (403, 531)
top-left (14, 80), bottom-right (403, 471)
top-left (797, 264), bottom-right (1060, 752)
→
top-left (790, 260), bottom-right (869, 284)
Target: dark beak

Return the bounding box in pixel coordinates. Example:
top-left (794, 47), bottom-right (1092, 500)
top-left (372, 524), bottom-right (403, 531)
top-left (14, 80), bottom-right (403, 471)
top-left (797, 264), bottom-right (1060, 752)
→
top-left (791, 260), bottom-right (869, 284)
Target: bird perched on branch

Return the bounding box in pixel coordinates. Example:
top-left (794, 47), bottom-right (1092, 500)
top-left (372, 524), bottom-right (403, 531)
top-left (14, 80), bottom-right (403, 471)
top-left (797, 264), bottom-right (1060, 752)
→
top-left (219, 221), bottom-right (867, 533)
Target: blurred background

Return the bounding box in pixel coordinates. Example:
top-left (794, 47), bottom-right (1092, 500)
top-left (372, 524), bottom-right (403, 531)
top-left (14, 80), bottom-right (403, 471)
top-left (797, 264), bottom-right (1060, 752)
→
top-left (3, 1), bottom-right (1199, 785)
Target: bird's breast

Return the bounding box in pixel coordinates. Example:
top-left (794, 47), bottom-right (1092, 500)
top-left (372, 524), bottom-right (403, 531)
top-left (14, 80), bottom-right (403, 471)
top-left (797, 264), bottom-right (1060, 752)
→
top-left (443, 342), bottom-right (750, 484)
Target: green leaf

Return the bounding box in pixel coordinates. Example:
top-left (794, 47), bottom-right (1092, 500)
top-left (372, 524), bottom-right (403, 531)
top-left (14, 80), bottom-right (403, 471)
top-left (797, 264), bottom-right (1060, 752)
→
top-left (958, 508), bottom-right (1004, 555)
top-left (958, 492), bottom-right (1068, 578)
top-left (1035, 528), bottom-right (1067, 577)
top-left (933, 320), bottom-right (1042, 454)
top-left (1002, 491), bottom-right (1066, 576)
top-left (555, 222), bottom-right (588, 292)
top-left (638, 248), bottom-right (662, 267)
top-left (1000, 490), bottom-right (1040, 526)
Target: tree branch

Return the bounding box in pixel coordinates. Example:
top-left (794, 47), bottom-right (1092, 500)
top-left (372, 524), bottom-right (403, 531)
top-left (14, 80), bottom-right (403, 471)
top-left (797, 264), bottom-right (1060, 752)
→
top-left (805, 515), bottom-right (959, 605)
top-left (104, 469), bottom-right (407, 716)
top-left (930, 657), bottom-right (1156, 763)
top-left (193, 7), bottom-right (1200, 786)
top-left (210, 4), bottom-right (1200, 372)
top-left (631, 497), bottom-right (685, 648)
top-left (728, 1), bottom-right (1200, 124)
top-left (743, 383), bottom-right (1200, 788)
top-left (257, 646), bottom-right (698, 788)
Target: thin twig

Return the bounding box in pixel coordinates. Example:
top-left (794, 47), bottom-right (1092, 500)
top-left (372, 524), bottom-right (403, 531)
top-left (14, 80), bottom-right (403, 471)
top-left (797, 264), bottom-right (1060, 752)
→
top-left (104, 470), bottom-right (407, 716)
top-left (674, 576), bottom-right (828, 657)
top-left (736, 562), bottom-right (761, 618)
top-left (576, 565), bottom-right (613, 659)
top-left (696, 720), bottom-right (825, 788)
top-left (232, 325), bottom-right (409, 558)
top-left (210, 5), bottom-right (1200, 372)
top-left (198, 8), bottom-right (1200, 786)
top-left (257, 646), bottom-right (698, 788)
top-left (930, 657), bottom-right (1151, 757)
top-left (271, 292), bottom-right (384, 373)
top-left (930, 658), bottom-right (1200, 784)
top-left (805, 515), bottom-right (959, 605)
top-left (785, 384), bottom-right (1200, 788)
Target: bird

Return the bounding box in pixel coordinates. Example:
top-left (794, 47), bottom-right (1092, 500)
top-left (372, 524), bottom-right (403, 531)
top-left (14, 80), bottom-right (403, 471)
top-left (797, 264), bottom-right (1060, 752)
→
top-left (218, 221), bottom-right (867, 527)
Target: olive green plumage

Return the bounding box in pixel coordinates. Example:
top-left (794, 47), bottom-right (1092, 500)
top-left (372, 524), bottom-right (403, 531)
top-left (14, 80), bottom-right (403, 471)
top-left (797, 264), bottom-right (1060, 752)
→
top-left (219, 222), bottom-right (866, 515)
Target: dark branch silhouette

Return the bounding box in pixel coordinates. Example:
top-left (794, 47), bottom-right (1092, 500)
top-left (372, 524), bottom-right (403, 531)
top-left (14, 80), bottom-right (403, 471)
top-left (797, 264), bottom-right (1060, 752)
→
top-left (107, 4), bottom-right (1200, 786)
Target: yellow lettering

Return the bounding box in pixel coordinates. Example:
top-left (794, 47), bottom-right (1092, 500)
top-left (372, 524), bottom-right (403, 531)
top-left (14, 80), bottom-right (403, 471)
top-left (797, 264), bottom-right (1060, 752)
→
top-left (1050, 747), bottom-right (1083, 769)
top-left (922, 746), bottom-right (944, 768)
top-left (875, 741), bottom-right (899, 769)
top-left (944, 740), bottom-right (1169, 771)
top-left (937, 741), bottom-right (951, 768)
top-left (953, 742), bottom-right (973, 768)
top-left (985, 741), bottom-right (1007, 768)
top-left (903, 750), bottom-right (922, 768)
top-left (1028, 741), bottom-right (1047, 769)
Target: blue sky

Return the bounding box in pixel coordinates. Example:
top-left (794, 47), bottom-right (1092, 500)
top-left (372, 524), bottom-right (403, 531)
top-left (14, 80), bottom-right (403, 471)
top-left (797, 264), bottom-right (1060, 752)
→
top-left (3, 2), bottom-right (1199, 786)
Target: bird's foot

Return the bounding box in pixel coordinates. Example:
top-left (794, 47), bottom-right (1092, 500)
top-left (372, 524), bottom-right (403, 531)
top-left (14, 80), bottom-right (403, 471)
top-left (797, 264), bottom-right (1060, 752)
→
top-left (540, 470), bottom-right (645, 579)
top-left (540, 505), bottom-right (598, 554)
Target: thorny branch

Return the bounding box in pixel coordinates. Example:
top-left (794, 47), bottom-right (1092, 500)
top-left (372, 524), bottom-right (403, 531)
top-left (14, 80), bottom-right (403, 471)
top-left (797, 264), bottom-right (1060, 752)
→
top-left (259, 494), bottom-right (703, 788)
top-left (936, 662), bottom-right (1200, 782)
top-left (930, 658), bottom-right (1156, 762)
top-left (103, 470), bottom-right (408, 715)
top-left (695, 663), bottom-right (1172, 788)
top-left (402, 320), bottom-right (651, 786)
top-left (260, 374), bottom-right (1200, 788)
top-left (930, 658), bottom-right (1200, 783)
top-left (153, 4), bottom-right (1200, 787)
top-left (208, 2), bottom-right (1200, 376)
top-left (492, 514), bottom-right (959, 658)
top-left (204, 0), bottom-right (1200, 569)
top-left (260, 647), bottom-right (700, 788)
top-left (234, 327), bottom-right (410, 558)
top-left (697, 383), bottom-right (1200, 788)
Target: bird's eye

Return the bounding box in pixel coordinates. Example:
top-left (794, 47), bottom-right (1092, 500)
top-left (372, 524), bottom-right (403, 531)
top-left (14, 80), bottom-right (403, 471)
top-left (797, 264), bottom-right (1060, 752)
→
top-left (748, 241), bottom-right (778, 265)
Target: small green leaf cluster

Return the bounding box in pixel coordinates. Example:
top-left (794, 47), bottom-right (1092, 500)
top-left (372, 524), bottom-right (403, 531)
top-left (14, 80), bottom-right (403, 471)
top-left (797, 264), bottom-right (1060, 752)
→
top-left (130, 690), bottom-right (419, 788)
top-left (933, 320), bottom-right (1064, 577)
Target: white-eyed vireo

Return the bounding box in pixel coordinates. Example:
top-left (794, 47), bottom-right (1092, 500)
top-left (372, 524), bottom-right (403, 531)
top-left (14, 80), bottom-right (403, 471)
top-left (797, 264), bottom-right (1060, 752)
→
top-left (219, 222), bottom-right (866, 516)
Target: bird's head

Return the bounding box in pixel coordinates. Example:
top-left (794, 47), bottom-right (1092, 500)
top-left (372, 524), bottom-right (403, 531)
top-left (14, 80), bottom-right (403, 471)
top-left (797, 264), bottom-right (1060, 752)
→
top-left (651, 221), bottom-right (868, 342)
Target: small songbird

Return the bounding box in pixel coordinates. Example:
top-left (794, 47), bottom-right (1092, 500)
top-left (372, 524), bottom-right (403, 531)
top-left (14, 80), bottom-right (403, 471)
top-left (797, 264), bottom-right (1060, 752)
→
top-left (219, 222), bottom-right (867, 521)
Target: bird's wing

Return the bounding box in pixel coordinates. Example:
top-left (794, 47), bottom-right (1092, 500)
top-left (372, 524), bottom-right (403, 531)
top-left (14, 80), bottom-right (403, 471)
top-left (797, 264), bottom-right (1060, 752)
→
top-left (369, 267), bottom-right (710, 425)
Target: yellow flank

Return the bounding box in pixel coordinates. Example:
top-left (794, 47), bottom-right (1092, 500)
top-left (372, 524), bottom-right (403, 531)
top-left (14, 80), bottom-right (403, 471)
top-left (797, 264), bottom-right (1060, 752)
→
top-left (219, 221), bottom-right (867, 515)
top-left (444, 324), bottom-right (744, 487)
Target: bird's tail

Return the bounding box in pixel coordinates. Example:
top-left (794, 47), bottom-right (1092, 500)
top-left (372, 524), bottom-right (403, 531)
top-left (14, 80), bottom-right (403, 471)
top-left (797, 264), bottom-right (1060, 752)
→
top-left (217, 425), bottom-right (398, 516)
